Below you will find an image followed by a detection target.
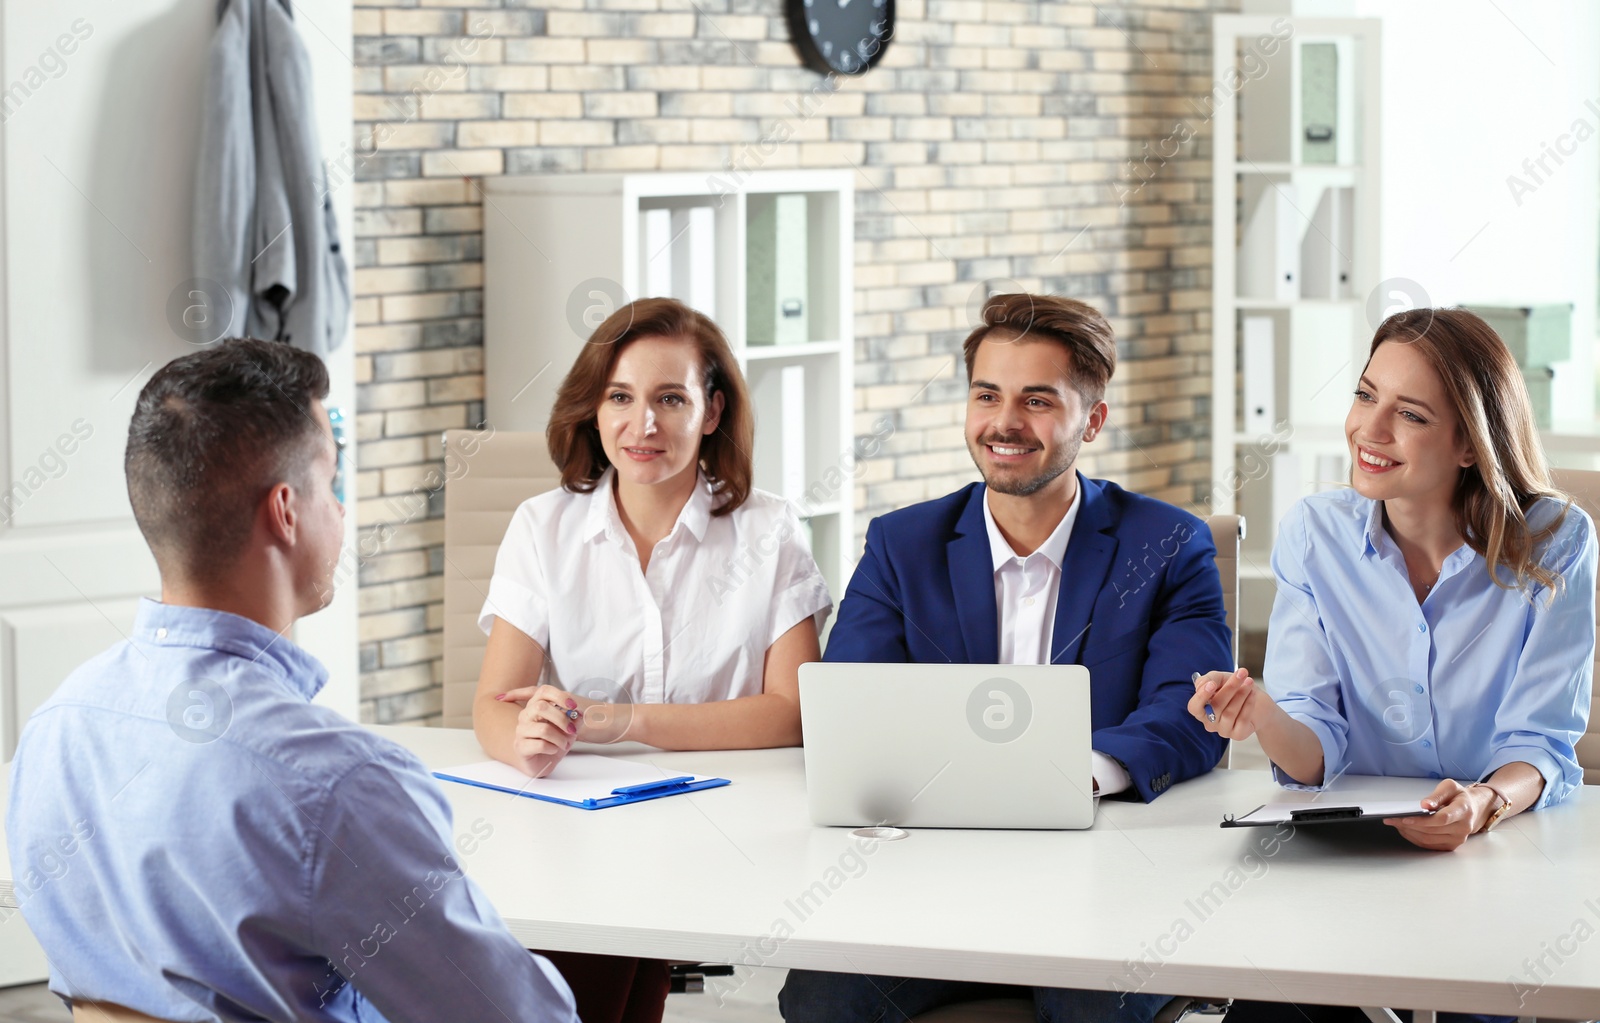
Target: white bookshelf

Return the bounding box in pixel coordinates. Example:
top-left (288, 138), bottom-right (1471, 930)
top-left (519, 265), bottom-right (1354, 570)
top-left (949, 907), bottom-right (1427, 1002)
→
top-left (1210, 15), bottom-right (1382, 630)
top-left (480, 170), bottom-right (856, 605)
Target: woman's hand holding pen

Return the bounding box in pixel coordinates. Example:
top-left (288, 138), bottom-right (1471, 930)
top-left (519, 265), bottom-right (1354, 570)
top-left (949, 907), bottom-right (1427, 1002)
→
top-left (494, 684), bottom-right (586, 778)
top-left (1188, 669), bottom-right (1328, 787)
top-left (497, 683), bottom-right (635, 758)
top-left (1188, 668), bottom-right (1264, 739)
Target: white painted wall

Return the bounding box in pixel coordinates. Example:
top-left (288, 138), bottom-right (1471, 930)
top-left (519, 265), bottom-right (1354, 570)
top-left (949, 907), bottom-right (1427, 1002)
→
top-left (1243, 0), bottom-right (1600, 423)
top-left (0, 0), bottom-right (354, 987)
top-left (1353, 0), bottom-right (1600, 423)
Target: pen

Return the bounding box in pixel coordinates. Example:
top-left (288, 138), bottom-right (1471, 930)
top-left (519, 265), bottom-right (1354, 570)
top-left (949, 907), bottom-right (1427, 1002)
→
top-left (1192, 672), bottom-right (1216, 722)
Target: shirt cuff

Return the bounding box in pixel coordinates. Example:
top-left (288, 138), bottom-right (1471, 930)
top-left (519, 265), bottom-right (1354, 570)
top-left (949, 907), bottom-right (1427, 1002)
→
top-left (1091, 751), bottom-right (1131, 796)
top-left (1481, 745), bottom-right (1568, 810)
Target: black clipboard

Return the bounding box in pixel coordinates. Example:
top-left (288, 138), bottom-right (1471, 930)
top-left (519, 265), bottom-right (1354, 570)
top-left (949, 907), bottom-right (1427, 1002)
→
top-left (1221, 800), bottom-right (1435, 828)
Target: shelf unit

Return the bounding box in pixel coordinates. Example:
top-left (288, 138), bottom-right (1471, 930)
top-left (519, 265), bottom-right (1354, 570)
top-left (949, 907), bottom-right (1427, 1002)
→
top-left (480, 170), bottom-right (855, 604)
top-left (1211, 16), bottom-right (1382, 632)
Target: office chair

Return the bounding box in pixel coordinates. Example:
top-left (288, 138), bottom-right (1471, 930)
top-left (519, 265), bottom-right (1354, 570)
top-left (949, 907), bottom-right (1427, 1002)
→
top-left (439, 428), bottom-right (564, 728)
top-left (1551, 468), bottom-right (1600, 786)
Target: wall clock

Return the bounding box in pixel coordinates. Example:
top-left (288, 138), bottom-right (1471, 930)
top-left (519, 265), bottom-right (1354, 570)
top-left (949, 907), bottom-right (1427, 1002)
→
top-left (785, 0), bottom-right (894, 76)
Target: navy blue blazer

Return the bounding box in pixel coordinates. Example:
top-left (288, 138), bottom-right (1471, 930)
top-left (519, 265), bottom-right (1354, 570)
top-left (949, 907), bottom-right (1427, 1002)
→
top-left (824, 474), bottom-right (1231, 802)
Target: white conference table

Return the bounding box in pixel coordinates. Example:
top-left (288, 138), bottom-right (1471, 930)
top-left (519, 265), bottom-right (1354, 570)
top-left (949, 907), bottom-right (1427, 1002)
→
top-left (5, 725), bottom-right (1600, 1019)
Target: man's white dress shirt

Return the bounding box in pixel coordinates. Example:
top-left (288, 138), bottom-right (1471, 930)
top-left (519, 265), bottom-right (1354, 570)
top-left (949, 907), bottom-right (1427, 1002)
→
top-left (983, 488), bottom-right (1131, 795)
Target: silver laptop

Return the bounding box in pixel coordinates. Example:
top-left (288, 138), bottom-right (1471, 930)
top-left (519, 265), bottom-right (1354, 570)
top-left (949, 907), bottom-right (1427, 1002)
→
top-left (799, 662), bottom-right (1095, 830)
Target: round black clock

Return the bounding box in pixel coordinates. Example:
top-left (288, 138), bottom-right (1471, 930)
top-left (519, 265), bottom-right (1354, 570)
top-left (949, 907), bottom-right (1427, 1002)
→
top-left (785, 0), bottom-right (894, 76)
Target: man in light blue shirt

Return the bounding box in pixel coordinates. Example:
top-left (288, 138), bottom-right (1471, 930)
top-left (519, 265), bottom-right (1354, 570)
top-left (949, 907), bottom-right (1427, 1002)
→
top-left (6, 339), bottom-right (576, 1022)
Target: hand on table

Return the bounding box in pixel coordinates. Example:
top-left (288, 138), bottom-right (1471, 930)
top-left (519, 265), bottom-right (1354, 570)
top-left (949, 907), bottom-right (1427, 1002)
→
top-left (1384, 779), bottom-right (1491, 852)
top-left (1188, 667), bottom-right (1266, 740)
top-left (496, 684), bottom-right (635, 773)
top-left (494, 684), bottom-right (584, 778)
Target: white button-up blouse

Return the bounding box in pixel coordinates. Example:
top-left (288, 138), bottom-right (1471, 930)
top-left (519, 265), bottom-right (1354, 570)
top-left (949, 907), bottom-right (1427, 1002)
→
top-left (479, 469), bottom-right (833, 705)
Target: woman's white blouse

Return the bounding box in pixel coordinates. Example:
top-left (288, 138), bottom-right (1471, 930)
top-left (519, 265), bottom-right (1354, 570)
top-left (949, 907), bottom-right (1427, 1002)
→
top-left (479, 469), bottom-right (833, 705)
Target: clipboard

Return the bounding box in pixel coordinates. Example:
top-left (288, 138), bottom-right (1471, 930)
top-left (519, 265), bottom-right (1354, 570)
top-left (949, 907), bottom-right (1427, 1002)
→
top-left (434, 755), bottom-right (730, 810)
top-left (1221, 799), bottom-right (1435, 828)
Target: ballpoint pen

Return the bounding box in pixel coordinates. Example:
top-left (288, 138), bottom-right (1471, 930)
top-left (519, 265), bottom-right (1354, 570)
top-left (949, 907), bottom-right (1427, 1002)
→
top-left (1192, 671), bottom-right (1216, 722)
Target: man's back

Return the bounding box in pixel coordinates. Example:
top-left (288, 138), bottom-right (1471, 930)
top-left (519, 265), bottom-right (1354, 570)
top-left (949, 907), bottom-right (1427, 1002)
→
top-left (7, 599), bottom-right (573, 1023)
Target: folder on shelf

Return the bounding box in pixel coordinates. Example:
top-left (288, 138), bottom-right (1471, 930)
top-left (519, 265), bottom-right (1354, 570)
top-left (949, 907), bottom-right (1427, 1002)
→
top-left (1300, 186), bottom-right (1353, 300)
top-left (670, 206), bottom-right (717, 317)
top-left (1221, 799), bottom-right (1432, 828)
top-left (747, 193), bottom-right (809, 345)
top-left (780, 363), bottom-right (808, 502)
top-left (1270, 451), bottom-right (1300, 540)
top-left (1237, 184), bottom-right (1302, 302)
top-left (1241, 315), bottom-right (1276, 435)
top-left (1314, 453), bottom-right (1347, 491)
top-left (641, 207), bottom-right (673, 298)
top-left (434, 754), bottom-right (730, 810)
top-left (1300, 42), bottom-right (1339, 164)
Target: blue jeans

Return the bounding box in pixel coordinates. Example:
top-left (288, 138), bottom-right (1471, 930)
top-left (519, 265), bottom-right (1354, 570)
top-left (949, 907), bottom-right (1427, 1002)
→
top-left (777, 969), bottom-right (1172, 1023)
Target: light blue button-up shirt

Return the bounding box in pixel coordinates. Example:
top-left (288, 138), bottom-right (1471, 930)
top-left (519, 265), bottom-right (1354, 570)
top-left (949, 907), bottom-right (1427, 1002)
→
top-left (6, 599), bottom-right (576, 1023)
top-left (1263, 488), bottom-right (1596, 807)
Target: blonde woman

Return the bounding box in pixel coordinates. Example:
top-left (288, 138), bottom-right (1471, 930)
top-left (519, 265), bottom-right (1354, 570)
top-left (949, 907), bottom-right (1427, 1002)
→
top-left (1195, 308), bottom-right (1596, 1022)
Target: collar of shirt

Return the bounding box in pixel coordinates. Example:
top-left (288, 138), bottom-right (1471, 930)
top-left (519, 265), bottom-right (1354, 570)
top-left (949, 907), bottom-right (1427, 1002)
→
top-left (1355, 493), bottom-right (1474, 582)
top-left (1357, 496), bottom-right (1388, 560)
top-left (581, 467), bottom-right (715, 549)
top-left (130, 597), bottom-right (328, 703)
top-left (982, 484), bottom-right (1079, 574)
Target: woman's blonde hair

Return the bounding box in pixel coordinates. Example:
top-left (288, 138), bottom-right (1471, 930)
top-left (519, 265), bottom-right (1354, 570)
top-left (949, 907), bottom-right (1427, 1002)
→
top-left (1366, 307), bottom-right (1570, 594)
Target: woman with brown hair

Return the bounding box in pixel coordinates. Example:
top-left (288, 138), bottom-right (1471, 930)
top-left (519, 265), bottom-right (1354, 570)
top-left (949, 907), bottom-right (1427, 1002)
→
top-left (1191, 308), bottom-right (1597, 1021)
top-left (472, 297), bottom-right (831, 1023)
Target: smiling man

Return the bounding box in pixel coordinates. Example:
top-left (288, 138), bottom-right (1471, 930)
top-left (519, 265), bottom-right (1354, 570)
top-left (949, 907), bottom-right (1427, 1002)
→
top-left (779, 293), bottom-right (1232, 1023)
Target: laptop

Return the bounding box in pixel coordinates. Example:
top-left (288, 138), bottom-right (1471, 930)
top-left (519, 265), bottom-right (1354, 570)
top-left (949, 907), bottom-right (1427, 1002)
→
top-left (798, 662), bottom-right (1095, 830)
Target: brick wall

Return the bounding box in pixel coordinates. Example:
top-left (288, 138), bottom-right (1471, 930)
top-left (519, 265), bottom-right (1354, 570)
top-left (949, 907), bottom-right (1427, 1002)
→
top-left (349, 0), bottom-right (1235, 724)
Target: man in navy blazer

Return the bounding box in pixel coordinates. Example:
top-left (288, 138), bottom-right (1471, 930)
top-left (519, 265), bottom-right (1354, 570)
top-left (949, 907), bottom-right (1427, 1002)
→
top-left (780, 293), bottom-right (1232, 1023)
top-left (825, 470), bottom-right (1230, 798)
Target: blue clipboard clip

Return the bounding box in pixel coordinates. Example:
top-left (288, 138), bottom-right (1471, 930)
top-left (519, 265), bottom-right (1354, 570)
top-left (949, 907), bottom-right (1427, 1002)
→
top-left (433, 767), bottom-right (731, 810)
top-left (579, 774), bottom-right (730, 810)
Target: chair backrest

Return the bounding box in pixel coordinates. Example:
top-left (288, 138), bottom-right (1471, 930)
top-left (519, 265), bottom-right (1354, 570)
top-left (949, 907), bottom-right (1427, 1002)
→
top-left (1206, 514), bottom-right (1243, 666)
top-left (441, 429), bottom-right (563, 728)
top-left (1207, 514), bottom-right (1267, 771)
top-left (1550, 468), bottom-right (1600, 784)
top-left (72, 1003), bottom-right (172, 1023)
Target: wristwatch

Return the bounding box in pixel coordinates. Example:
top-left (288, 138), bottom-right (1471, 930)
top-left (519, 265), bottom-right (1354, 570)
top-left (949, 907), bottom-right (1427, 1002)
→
top-left (1472, 782), bottom-right (1514, 833)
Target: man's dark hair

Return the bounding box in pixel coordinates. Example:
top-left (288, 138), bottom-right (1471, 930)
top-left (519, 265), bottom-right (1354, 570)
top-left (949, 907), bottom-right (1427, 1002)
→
top-left (961, 293), bottom-right (1118, 404)
top-left (125, 338), bottom-right (330, 581)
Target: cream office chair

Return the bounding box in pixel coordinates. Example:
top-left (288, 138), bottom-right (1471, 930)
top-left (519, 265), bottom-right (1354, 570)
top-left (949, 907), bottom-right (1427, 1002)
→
top-left (1551, 468), bottom-right (1600, 785)
top-left (909, 517), bottom-right (1244, 1023)
top-left (1212, 514), bottom-right (1268, 773)
top-left (439, 429), bottom-right (564, 728)
top-left (1209, 514), bottom-right (1243, 669)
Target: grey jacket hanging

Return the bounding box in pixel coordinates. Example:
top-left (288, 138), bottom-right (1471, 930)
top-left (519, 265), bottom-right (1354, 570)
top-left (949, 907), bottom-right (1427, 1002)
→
top-left (193, 0), bottom-right (350, 355)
